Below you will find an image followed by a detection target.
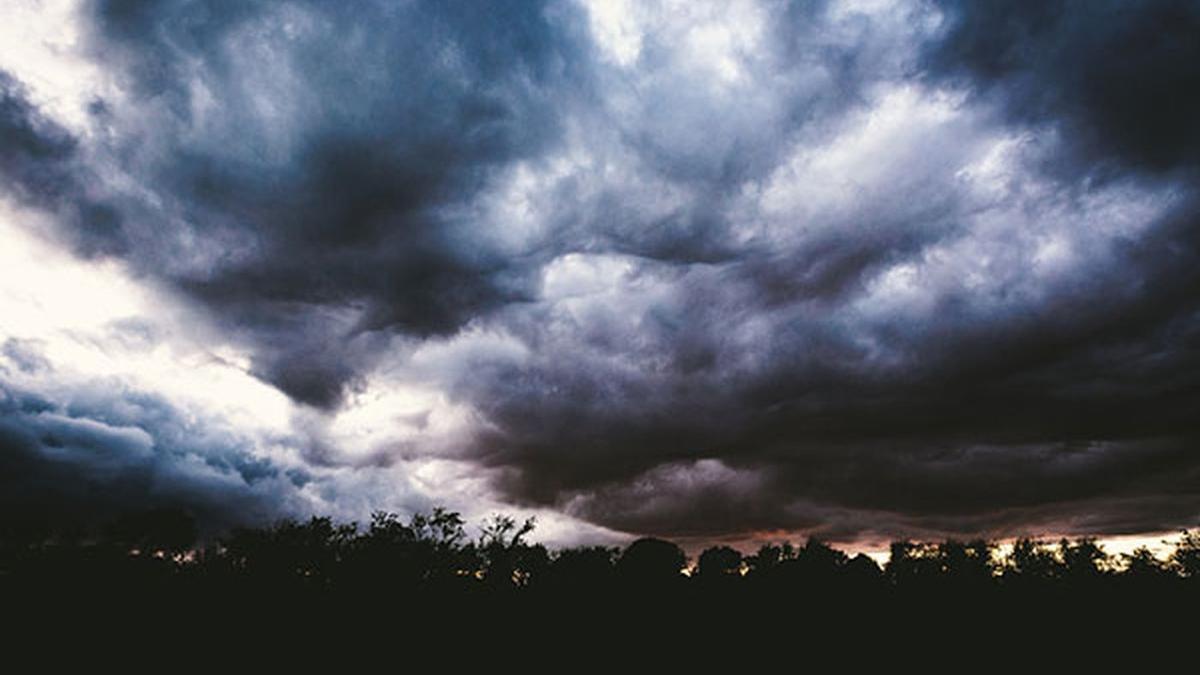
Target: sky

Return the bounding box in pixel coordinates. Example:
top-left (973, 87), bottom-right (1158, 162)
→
top-left (1, 0), bottom-right (1198, 551)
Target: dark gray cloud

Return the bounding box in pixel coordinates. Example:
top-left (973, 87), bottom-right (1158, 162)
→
top-left (923, 0), bottom-right (1200, 174)
top-left (1, 338), bottom-right (51, 375)
top-left (0, 374), bottom-right (305, 536)
top-left (2, 0), bottom-right (1199, 544)
top-left (0, 71), bottom-right (77, 205)
top-left (69, 0), bottom-right (593, 407)
top-left (0, 71), bottom-right (125, 258)
top-left (436, 0), bottom-right (1200, 540)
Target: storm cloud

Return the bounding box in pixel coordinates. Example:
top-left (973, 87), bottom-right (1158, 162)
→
top-left (1, 0), bottom-right (1198, 545)
top-left (0, 369), bottom-right (302, 535)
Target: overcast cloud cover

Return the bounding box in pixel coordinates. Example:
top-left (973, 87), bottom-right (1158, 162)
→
top-left (1, 0), bottom-right (1198, 547)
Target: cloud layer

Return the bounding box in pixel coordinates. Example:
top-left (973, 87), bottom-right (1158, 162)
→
top-left (2, 0), bottom-right (1199, 544)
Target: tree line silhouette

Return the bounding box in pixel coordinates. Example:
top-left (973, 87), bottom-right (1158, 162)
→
top-left (8, 507), bottom-right (1193, 660)
top-left (4, 507), bottom-right (1198, 606)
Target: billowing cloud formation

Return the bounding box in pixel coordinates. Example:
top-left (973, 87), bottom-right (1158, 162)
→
top-left (0, 374), bottom-right (299, 535)
top-left (1, 0), bottom-right (1198, 545)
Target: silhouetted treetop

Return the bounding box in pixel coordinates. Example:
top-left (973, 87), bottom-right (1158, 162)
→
top-left (697, 545), bottom-right (743, 579)
top-left (616, 537), bottom-right (687, 585)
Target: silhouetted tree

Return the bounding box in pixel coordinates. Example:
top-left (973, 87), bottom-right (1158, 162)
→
top-left (843, 553), bottom-right (884, 587)
top-left (937, 539), bottom-right (995, 586)
top-left (223, 516), bottom-right (356, 588)
top-left (1058, 537), bottom-right (1109, 582)
top-left (1169, 530), bottom-right (1200, 578)
top-left (697, 545), bottom-right (742, 579)
top-left (545, 546), bottom-right (618, 592)
top-left (1122, 546), bottom-right (1168, 579)
top-left (477, 514), bottom-right (540, 589)
top-left (796, 538), bottom-right (848, 573)
top-left (616, 538), bottom-right (687, 587)
top-left (107, 507), bottom-right (197, 559)
top-left (886, 541), bottom-right (942, 587)
top-left (1005, 538), bottom-right (1062, 582)
top-left (345, 511), bottom-right (437, 592)
top-left (743, 542), bottom-right (796, 579)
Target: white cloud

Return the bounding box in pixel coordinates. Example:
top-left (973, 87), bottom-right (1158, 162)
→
top-left (0, 0), bottom-right (107, 134)
top-left (0, 201), bottom-right (292, 432)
